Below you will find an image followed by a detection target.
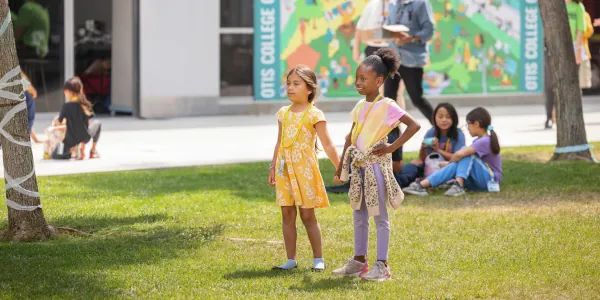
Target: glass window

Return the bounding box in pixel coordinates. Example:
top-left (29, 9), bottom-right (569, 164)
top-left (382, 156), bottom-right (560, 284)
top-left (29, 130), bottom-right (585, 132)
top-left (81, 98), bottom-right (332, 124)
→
top-left (74, 0), bottom-right (113, 114)
top-left (220, 34), bottom-right (253, 96)
top-left (10, 0), bottom-right (65, 113)
top-left (221, 0), bottom-right (253, 28)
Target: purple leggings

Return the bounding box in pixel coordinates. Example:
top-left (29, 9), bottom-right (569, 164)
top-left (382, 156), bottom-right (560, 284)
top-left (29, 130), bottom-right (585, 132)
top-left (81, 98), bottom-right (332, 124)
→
top-left (354, 163), bottom-right (390, 261)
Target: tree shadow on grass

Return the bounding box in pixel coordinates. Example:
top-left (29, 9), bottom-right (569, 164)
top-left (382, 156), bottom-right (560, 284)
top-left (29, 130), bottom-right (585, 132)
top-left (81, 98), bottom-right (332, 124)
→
top-left (0, 215), bottom-right (224, 299)
top-left (49, 213), bottom-right (171, 233)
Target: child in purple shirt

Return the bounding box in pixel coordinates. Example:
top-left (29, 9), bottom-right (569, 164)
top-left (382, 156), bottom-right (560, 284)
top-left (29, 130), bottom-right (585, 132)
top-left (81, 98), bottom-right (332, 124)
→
top-left (403, 107), bottom-right (502, 197)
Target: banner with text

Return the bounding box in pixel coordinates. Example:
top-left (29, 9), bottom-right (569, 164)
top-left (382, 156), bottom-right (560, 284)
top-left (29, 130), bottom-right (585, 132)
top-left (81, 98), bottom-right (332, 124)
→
top-left (253, 0), bottom-right (544, 100)
top-left (254, 0), bottom-right (281, 100)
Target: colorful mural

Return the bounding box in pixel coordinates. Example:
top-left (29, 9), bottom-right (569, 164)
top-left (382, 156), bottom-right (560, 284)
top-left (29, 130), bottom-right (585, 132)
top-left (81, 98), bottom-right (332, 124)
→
top-left (254, 0), bottom-right (543, 100)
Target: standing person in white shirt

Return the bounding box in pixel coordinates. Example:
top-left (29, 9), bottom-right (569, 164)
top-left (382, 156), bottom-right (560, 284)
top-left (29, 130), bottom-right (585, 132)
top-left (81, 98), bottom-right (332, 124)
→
top-left (385, 0), bottom-right (436, 124)
top-left (354, 0), bottom-right (406, 110)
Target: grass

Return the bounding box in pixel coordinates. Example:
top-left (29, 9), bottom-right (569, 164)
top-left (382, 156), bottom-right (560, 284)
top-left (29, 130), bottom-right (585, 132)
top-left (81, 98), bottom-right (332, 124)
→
top-left (0, 143), bottom-right (599, 299)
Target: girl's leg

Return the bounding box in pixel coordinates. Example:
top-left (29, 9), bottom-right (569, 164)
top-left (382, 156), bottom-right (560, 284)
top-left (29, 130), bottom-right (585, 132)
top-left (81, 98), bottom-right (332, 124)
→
top-left (404, 163), bottom-right (456, 196)
top-left (30, 128), bottom-right (42, 143)
top-left (353, 191), bottom-right (370, 263)
top-left (354, 168), bottom-right (370, 263)
top-left (457, 155), bottom-right (492, 191)
top-left (360, 165), bottom-right (392, 281)
top-left (281, 206), bottom-right (297, 260)
top-left (332, 184), bottom-right (370, 276)
top-left (453, 155), bottom-right (474, 187)
top-left (299, 208), bottom-right (325, 271)
top-left (443, 155), bottom-right (491, 196)
top-left (299, 208), bottom-right (322, 259)
top-left (75, 143), bottom-right (86, 160)
top-left (87, 121), bottom-right (102, 153)
top-left (440, 156), bottom-right (474, 196)
top-left (421, 161), bottom-right (459, 188)
top-left (373, 164), bottom-right (390, 265)
top-left (332, 168), bottom-right (371, 277)
top-left (394, 163), bottom-right (419, 188)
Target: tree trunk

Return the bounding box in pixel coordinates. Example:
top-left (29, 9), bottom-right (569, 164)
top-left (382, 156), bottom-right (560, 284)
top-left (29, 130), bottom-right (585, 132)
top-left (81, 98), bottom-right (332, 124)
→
top-left (0, 2), bottom-right (55, 241)
top-left (538, 0), bottom-right (593, 161)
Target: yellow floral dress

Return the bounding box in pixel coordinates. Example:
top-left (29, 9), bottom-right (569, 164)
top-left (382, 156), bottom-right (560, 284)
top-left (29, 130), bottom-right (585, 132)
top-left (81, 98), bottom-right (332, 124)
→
top-left (275, 105), bottom-right (329, 208)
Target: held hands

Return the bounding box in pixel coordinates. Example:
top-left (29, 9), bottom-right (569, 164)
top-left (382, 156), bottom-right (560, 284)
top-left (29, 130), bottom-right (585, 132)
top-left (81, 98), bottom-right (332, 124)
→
top-left (372, 143), bottom-right (395, 156)
top-left (333, 168), bottom-right (344, 184)
top-left (268, 169), bottom-right (276, 186)
top-left (333, 175), bottom-right (343, 185)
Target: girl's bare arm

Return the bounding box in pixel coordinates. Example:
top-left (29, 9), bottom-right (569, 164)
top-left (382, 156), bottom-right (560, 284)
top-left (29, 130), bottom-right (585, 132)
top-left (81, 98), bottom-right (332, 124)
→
top-left (315, 121), bottom-right (340, 168)
top-left (335, 123), bottom-right (355, 178)
top-left (271, 121), bottom-right (282, 167)
top-left (374, 114), bottom-right (421, 156)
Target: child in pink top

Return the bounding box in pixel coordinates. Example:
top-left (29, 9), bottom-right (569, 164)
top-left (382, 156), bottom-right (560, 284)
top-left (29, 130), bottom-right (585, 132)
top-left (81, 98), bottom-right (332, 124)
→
top-left (332, 48), bottom-right (421, 281)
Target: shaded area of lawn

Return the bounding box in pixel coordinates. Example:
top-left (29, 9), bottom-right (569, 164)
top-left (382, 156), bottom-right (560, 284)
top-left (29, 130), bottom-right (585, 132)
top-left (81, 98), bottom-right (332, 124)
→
top-left (0, 143), bottom-right (598, 299)
top-left (0, 222), bottom-right (224, 299)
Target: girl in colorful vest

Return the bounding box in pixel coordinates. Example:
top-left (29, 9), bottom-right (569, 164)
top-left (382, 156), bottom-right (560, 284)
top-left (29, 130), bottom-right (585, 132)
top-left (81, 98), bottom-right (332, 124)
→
top-left (332, 47), bottom-right (421, 281)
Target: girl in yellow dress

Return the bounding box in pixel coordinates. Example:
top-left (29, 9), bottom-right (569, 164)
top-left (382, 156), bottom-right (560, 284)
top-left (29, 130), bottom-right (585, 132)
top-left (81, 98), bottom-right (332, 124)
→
top-left (268, 65), bottom-right (340, 272)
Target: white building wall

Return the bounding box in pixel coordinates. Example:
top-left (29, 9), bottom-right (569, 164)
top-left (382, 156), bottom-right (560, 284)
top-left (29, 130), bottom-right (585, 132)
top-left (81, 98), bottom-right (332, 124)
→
top-left (138, 0), bottom-right (220, 118)
top-left (111, 0), bottom-right (135, 114)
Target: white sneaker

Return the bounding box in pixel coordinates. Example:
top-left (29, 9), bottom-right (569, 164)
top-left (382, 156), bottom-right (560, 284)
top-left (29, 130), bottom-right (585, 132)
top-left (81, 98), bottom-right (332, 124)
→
top-left (361, 261), bottom-right (391, 282)
top-left (332, 259), bottom-right (369, 277)
top-left (312, 258), bottom-right (325, 272)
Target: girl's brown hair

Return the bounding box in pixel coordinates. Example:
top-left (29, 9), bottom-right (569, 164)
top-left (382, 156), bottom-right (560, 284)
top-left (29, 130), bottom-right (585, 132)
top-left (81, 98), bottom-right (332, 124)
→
top-left (64, 76), bottom-right (93, 116)
top-left (286, 64), bottom-right (321, 151)
top-left (287, 65), bottom-right (318, 102)
top-left (466, 107), bottom-right (500, 154)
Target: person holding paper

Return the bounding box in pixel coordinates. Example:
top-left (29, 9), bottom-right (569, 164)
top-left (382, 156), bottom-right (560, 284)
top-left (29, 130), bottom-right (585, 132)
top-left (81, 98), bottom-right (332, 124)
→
top-left (384, 0), bottom-right (435, 125)
top-left (354, 0), bottom-right (407, 110)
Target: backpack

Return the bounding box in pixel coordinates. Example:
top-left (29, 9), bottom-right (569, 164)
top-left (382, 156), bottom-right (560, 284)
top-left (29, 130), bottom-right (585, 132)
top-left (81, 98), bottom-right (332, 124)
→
top-left (424, 152), bottom-right (445, 177)
top-left (423, 138), bottom-right (451, 177)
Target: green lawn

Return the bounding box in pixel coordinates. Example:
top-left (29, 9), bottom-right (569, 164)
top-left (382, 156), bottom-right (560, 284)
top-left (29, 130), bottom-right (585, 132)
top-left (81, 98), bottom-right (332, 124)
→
top-left (1, 143), bottom-right (599, 299)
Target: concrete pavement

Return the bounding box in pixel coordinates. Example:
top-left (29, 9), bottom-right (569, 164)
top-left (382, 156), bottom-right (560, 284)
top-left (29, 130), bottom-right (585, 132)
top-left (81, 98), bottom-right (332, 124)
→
top-left (2, 98), bottom-right (599, 177)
